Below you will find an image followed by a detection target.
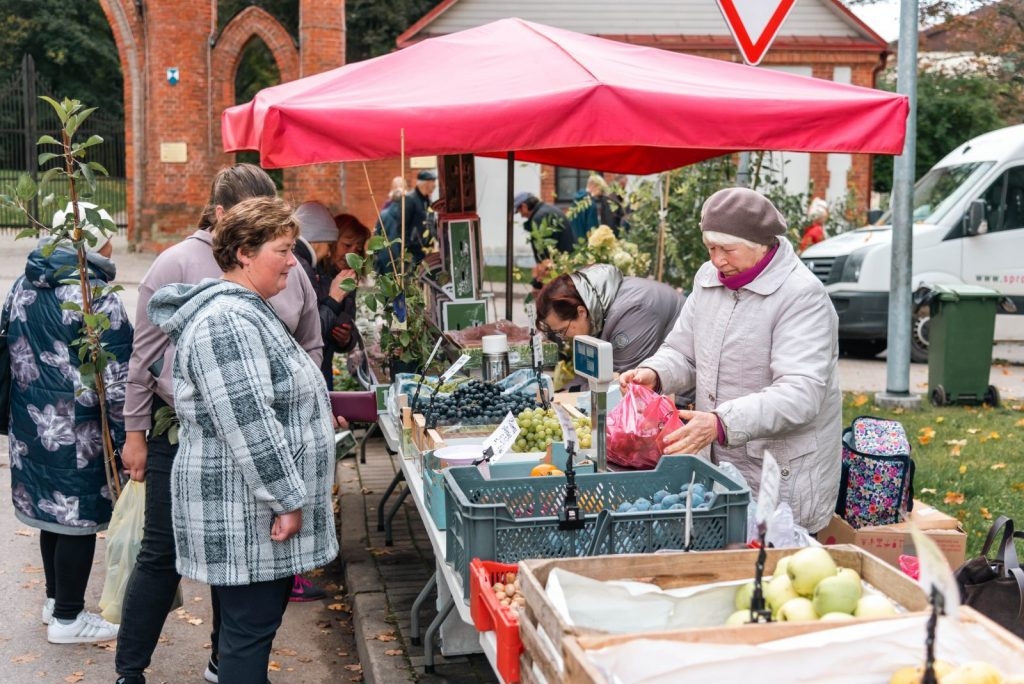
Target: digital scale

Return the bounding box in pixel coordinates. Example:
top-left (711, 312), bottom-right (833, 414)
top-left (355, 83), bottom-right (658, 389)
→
top-left (572, 335), bottom-right (614, 471)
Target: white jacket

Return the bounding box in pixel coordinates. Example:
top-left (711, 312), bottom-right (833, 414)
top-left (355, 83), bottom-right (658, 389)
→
top-left (642, 239), bottom-right (841, 533)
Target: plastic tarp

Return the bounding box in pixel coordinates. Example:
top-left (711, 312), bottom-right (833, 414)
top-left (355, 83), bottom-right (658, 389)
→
top-left (222, 18), bottom-right (908, 172)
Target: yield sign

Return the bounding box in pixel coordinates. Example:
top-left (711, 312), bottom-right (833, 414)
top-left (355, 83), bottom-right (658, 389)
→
top-left (716, 0), bottom-right (797, 66)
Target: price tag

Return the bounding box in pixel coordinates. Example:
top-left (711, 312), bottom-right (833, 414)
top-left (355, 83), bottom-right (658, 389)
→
top-left (525, 301), bottom-right (537, 323)
top-left (553, 404), bottom-right (577, 447)
top-left (423, 337), bottom-right (444, 370)
top-left (482, 411), bottom-right (520, 462)
top-left (755, 451), bottom-right (781, 525)
top-left (909, 523), bottom-right (961, 618)
top-left (532, 332), bottom-right (545, 368)
top-left (440, 354), bottom-right (471, 383)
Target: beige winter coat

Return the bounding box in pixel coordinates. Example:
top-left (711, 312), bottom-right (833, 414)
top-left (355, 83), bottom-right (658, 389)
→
top-left (642, 239), bottom-right (841, 533)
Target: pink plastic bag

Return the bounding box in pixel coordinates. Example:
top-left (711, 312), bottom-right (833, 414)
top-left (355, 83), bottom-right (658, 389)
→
top-left (606, 383), bottom-right (684, 469)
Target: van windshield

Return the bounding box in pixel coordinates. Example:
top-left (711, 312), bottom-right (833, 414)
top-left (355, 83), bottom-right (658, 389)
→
top-left (878, 161), bottom-right (993, 225)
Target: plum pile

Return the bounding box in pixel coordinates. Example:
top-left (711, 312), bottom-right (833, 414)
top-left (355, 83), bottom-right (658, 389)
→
top-left (616, 481), bottom-right (717, 512)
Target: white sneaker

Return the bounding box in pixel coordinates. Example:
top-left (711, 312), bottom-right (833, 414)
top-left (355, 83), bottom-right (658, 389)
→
top-left (42, 598), bottom-right (55, 625)
top-left (46, 610), bottom-right (119, 644)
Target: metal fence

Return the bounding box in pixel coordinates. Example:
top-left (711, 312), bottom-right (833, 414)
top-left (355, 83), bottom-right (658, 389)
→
top-left (0, 55), bottom-right (126, 235)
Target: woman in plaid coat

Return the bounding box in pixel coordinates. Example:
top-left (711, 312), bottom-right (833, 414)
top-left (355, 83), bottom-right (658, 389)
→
top-left (147, 197), bottom-right (338, 683)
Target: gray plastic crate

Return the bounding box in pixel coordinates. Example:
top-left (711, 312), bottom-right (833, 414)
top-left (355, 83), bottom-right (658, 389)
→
top-left (442, 455), bottom-right (750, 599)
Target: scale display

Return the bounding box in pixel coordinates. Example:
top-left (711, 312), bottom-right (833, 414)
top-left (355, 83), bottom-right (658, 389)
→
top-left (572, 335), bottom-right (614, 385)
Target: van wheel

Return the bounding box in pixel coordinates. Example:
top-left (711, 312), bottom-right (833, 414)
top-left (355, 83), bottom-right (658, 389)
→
top-left (910, 304), bottom-right (930, 363)
top-left (839, 339), bottom-right (887, 359)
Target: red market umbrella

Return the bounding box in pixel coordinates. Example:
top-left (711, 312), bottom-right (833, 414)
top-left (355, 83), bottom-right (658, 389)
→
top-left (222, 17), bottom-right (908, 172)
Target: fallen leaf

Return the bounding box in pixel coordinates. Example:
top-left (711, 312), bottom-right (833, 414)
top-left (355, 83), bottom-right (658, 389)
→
top-left (991, 463), bottom-right (1007, 470)
top-left (1013, 483), bottom-right (1024, 492)
top-left (852, 394), bottom-right (868, 407)
top-left (374, 632), bottom-right (397, 642)
top-left (273, 648), bottom-right (298, 657)
top-left (366, 547), bottom-right (392, 557)
top-left (335, 651), bottom-right (349, 657)
top-left (84, 659), bottom-right (95, 666)
top-left (93, 641), bottom-right (116, 652)
top-left (21, 565), bottom-right (44, 574)
top-left (944, 491), bottom-right (965, 505)
top-left (958, 465), bottom-right (968, 475)
top-left (967, 428), bottom-right (981, 435)
top-left (980, 507), bottom-right (993, 520)
top-left (315, 620), bottom-right (332, 630)
top-left (63, 673), bottom-right (84, 683)
top-left (268, 661), bottom-right (281, 672)
top-left (920, 487), bottom-right (937, 494)
top-left (344, 664), bottom-right (363, 673)
top-left (187, 618), bottom-right (204, 626)
top-left (360, 487), bottom-right (374, 495)
top-left (384, 649), bottom-right (403, 656)
top-left (298, 656), bottom-right (314, 663)
top-left (14, 529), bottom-right (35, 537)
top-left (11, 653), bottom-right (40, 664)
top-left (935, 416), bottom-right (945, 423)
top-left (1015, 419), bottom-right (1024, 427)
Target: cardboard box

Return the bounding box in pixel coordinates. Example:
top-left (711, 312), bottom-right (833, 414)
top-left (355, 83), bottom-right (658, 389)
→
top-left (819, 500), bottom-right (966, 569)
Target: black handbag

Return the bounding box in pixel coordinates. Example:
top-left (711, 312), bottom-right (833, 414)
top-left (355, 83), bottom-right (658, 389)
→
top-left (954, 515), bottom-right (1024, 638)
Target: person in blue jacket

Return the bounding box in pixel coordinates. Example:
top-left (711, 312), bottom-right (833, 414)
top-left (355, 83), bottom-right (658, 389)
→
top-left (3, 204), bottom-right (133, 644)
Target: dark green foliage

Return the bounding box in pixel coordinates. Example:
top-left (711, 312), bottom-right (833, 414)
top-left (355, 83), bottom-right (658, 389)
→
top-left (0, 0), bottom-right (122, 118)
top-left (872, 68), bottom-right (1009, 194)
top-left (345, 0), bottom-right (436, 62)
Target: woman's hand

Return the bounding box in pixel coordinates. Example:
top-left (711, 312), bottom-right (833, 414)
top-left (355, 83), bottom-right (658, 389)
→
top-left (329, 269), bottom-right (357, 303)
top-left (334, 415), bottom-right (349, 430)
top-left (662, 410), bottom-right (719, 454)
top-left (122, 431), bottom-right (148, 482)
top-left (271, 509), bottom-right (303, 542)
top-left (619, 367), bottom-right (658, 391)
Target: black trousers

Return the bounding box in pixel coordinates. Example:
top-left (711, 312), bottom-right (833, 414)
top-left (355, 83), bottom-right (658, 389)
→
top-left (40, 530), bottom-right (97, 620)
top-left (212, 576), bottom-right (292, 684)
top-left (114, 423), bottom-right (221, 676)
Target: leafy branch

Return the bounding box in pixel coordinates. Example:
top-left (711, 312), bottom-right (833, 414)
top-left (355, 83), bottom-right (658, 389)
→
top-left (0, 96), bottom-right (123, 501)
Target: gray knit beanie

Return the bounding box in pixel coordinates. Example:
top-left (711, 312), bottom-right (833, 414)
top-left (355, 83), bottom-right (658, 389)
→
top-left (294, 201), bottom-right (338, 243)
top-left (700, 187), bottom-right (787, 245)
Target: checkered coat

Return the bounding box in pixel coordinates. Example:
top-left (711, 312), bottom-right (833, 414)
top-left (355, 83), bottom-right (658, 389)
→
top-left (148, 279), bottom-right (338, 586)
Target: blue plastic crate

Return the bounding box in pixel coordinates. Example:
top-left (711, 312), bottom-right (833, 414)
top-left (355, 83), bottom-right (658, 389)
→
top-left (443, 455), bottom-right (750, 599)
top-left (423, 445), bottom-right (594, 530)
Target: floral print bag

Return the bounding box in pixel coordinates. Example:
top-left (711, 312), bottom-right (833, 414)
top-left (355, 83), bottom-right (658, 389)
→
top-left (835, 415), bottom-right (915, 528)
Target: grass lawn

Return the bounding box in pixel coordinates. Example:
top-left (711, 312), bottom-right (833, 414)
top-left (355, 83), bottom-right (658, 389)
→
top-left (483, 264), bottom-right (532, 283)
top-left (842, 391), bottom-right (1024, 559)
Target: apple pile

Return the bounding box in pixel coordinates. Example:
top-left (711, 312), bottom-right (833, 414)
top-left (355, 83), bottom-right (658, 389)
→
top-left (727, 546), bottom-right (898, 624)
top-left (890, 660), bottom-right (1024, 684)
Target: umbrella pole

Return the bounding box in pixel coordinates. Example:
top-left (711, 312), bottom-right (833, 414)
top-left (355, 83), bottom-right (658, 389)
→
top-left (400, 129), bottom-right (406, 280)
top-left (505, 151), bottom-right (514, 322)
top-left (657, 172), bottom-right (668, 282)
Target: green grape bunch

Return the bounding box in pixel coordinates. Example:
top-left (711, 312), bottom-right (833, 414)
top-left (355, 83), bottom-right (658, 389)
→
top-left (512, 407), bottom-right (592, 453)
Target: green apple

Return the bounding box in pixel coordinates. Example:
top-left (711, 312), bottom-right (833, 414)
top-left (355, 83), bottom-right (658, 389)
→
top-left (734, 581), bottom-right (755, 610)
top-left (786, 547), bottom-right (838, 597)
top-left (940, 661), bottom-right (1004, 684)
top-left (725, 609), bottom-right (755, 626)
top-left (819, 611), bottom-right (856, 621)
top-left (812, 575), bottom-right (862, 616)
top-left (776, 597), bottom-right (818, 622)
top-left (853, 594), bottom-right (897, 618)
top-left (772, 556), bottom-right (791, 579)
top-left (836, 567), bottom-right (861, 586)
top-left (764, 573), bottom-right (799, 615)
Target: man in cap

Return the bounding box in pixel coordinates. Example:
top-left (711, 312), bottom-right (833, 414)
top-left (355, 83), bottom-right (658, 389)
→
top-left (512, 192), bottom-right (574, 297)
top-left (374, 170), bottom-right (437, 273)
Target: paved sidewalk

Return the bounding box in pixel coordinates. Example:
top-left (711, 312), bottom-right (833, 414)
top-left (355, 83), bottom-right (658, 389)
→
top-left (337, 436), bottom-right (499, 683)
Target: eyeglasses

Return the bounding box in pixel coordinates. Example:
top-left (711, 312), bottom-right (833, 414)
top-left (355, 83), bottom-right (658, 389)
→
top-left (538, 319), bottom-right (571, 344)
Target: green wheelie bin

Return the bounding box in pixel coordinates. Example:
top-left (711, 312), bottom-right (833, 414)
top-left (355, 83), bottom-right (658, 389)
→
top-left (927, 283), bottom-right (1001, 407)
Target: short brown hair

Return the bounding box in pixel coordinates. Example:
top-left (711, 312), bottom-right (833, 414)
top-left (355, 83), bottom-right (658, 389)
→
top-left (197, 163), bottom-right (277, 230)
top-left (334, 213), bottom-right (371, 240)
top-left (535, 274), bottom-right (584, 332)
top-left (212, 196), bottom-right (298, 272)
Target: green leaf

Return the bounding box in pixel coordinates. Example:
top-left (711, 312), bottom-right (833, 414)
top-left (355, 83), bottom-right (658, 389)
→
top-left (60, 301), bottom-right (83, 313)
top-left (15, 174), bottom-right (37, 202)
top-left (367, 235), bottom-right (388, 251)
top-left (80, 162), bottom-right (97, 192)
top-left (345, 253), bottom-right (364, 270)
top-left (86, 161), bottom-right (110, 176)
top-left (340, 278), bottom-right (358, 292)
top-left (37, 134), bottom-right (61, 146)
top-left (80, 134), bottom-right (104, 149)
top-left (399, 331), bottom-right (411, 346)
top-left (38, 151), bottom-right (60, 165)
top-left (39, 167), bottom-right (62, 187)
top-left (78, 362), bottom-right (95, 379)
top-left (39, 96), bottom-right (69, 124)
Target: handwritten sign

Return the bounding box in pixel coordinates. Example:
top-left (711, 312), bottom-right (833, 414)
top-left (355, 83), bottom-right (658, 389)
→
top-left (756, 451), bottom-right (781, 525)
top-left (482, 412), bottom-right (520, 462)
top-left (909, 523), bottom-right (961, 618)
top-left (440, 354), bottom-right (471, 383)
top-left (532, 332), bottom-right (545, 368)
top-left (553, 404), bottom-right (577, 447)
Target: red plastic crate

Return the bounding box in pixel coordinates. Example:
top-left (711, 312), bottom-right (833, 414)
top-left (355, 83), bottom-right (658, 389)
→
top-left (469, 558), bottom-right (523, 683)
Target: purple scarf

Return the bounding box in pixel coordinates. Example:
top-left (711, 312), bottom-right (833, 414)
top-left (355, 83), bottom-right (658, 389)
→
top-left (718, 242), bottom-right (779, 290)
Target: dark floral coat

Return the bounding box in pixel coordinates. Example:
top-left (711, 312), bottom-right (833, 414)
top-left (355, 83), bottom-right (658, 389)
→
top-left (3, 243), bottom-right (133, 534)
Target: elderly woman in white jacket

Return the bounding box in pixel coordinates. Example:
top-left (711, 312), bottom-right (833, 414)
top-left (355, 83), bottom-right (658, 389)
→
top-left (620, 187), bottom-right (841, 534)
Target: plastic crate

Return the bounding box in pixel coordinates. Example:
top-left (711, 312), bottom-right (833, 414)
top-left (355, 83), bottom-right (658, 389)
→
top-left (469, 559), bottom-right (523, 684)
top-left (444, 455), bottom-right (750, 598)
top-left (424, 450), bottom-right (595, 530)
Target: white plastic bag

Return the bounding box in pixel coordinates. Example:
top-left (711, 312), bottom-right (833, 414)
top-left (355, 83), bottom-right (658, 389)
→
top-left (98, 480), bottom-right (146, 624)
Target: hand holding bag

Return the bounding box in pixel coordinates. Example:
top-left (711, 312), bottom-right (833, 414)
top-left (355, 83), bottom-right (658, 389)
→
top-left (954, 515), bottom-right (1024, 638)
top-left (606, 383), bottom-right (684, 469)
top-left (98, 480), bottom-right (146, 624)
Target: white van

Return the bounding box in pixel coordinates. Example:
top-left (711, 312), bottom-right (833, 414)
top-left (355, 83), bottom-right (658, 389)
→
top-left (801, 124), bottom-right (1024, 362)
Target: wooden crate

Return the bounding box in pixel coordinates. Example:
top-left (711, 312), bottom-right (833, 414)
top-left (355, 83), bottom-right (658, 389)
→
top-left (561, 606), bottom-right (1024, 684)
top-left (517, 545), bottom-right (930, 682)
